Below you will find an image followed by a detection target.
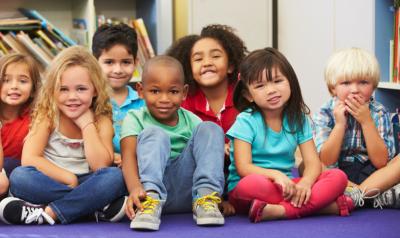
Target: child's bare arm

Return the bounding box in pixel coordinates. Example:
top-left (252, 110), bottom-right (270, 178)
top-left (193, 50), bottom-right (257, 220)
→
top-left (22, 119), bottom-right (78, 188)
top-left (319, 100), bottom-right (347, 166)
top-left (121, 136), bottom-right (146, 219)
top-left (76, 112), bottom-right (114, 170)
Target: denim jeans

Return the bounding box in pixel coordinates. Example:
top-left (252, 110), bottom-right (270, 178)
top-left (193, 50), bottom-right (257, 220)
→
top-left (9, 166), bottom-right (127, 224)
top-left (137, 121), bottom-right (225, 213)
top-left (3, 157), bottom-right (21, 177)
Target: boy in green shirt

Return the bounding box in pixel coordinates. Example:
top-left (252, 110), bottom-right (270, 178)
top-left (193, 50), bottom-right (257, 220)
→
top-left (121, 56), bottom-right (225, 231)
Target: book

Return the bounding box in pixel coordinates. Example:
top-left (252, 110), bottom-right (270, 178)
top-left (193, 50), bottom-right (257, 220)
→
top-left (133, 18), bottom-right (155, 58)
top-left (18, 8), bottom-right (76, 47)
top-left (0, 32), bottom-right (30, 55)
top-left (16, 31), bottom-right (52, 67)
top-left (0, 39), bottom-right (9, 54)
top-left (35, 29), bottom-right (61, 53)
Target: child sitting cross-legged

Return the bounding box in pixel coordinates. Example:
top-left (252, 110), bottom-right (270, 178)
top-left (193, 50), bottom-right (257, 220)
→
top-left (121, 55), bottom-right (225, 231)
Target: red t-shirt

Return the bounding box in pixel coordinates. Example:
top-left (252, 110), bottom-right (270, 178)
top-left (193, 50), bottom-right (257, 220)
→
top-left (1, 110), bottom-right (30, 160)
top-left (182, 84), bottom-right (239, 142)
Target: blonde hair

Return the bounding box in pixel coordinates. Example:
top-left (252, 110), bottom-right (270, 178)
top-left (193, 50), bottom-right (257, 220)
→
top-left (31, 46), bottom-right (112, 132)
top-left (0, 53), bottom-right (42, 114)
top-left (325, 48), bottom-right (380, 95)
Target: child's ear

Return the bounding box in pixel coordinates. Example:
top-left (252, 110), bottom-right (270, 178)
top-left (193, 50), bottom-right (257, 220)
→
top-left (227, 65), bottom-right (234, 74)
top-left (136, 82), bottom-right (144, 99)
top-left (243, 90), bottom-right (253, 103)
top-left (182, 84), bottom-right (189, 100)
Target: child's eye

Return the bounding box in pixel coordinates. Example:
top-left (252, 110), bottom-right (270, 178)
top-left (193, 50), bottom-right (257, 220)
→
top-left (60, 87), bottom-right (68, 92)
top-left (212, 54), bottom-right (221, 59)
top-left (103, 60), bottom-right (113, 65)
top-left (341, 81), bottom-right (350, 85)
top-left (122, 60), bottom-right (133, 65)
top-left (274, 79), bottom-right (283, 83)
top-left (192, 57), bottom-right (202, 62)
top-left (170, 89), bottom-right (179, 94)
top-left (77, 87), bottom-right (88, 92)
top-left (150, 89), bottom-right (160, 94)
top-left (254, 84), bottom-right (264, 89)
top-left (360, 80), bottom-right (370, 85)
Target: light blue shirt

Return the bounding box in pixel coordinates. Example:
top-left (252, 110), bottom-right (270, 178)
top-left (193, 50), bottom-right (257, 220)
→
top-left (226, 110), bottom-right (313, 192)
top-left (111, 86), bottom-right (145, 153)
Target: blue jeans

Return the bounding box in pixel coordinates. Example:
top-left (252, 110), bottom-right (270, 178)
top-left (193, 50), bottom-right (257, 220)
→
top-left (3, 157), bottom-right (21, 177)
top-left (9, 166), bottom-right (127, 224)
top-left (137, 121), bottom-right (225, 213)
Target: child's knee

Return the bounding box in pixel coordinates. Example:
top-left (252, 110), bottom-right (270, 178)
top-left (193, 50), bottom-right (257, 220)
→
top-left (138, 126), bottom-right (169, 143)
top-left (195, 122), bottom-right (224, 139)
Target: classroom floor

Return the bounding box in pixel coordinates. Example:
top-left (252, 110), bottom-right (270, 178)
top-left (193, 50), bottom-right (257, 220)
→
top-left (0, 209), bottom-right (398, 238)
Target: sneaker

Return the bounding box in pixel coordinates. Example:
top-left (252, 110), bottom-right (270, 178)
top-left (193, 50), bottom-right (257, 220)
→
top-left (96, 196), bottom-right (127, 222)
top-left (0, 197), bottom-right (55, 225)
top-left (344, 186), bottom-right (379, 208)
top-left (248, 199), bottom-right (267, 223)
top-left (130, 196), bottom-right (163, 231)
top-left (373, 183), bottom-right (400, 209)
top-left (193, 192), bottom-right (224, 226)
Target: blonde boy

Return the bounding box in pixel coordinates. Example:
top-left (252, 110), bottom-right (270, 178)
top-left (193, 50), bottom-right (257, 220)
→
top-left (313, 48), bottom-right (400, 209)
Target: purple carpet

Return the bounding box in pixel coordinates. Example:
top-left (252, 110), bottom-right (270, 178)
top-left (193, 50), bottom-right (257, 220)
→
top-left (0, 209), bottom-right (398, 238)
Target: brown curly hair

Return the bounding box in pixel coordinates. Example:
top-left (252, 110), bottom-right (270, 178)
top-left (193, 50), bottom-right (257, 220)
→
top-left (166, 24), bottom-right (247, 94)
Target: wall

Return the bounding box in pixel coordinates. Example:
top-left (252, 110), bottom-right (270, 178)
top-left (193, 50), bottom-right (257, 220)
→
top-left (278, 0), bottom-right (375, 113)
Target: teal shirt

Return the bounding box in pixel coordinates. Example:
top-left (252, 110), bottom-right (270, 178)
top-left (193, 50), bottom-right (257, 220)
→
top-left (226, 110), bottom-right (312, 192)
top-left (111, 86), bottom-right (145, 153)
top-left (120, 107), bottom-right (202, 159)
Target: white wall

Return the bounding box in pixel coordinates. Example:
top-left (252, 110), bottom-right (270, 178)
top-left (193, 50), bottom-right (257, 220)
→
top-left (188, 0), bottom-right (273, 50)
top-left (278, 0), bottom-right (375, 113)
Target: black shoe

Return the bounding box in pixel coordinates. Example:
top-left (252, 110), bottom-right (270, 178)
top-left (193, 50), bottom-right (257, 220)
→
top-left (0, 197), bottom-right (55, 225)
top-left (96, 196), bottom-right (127, 222)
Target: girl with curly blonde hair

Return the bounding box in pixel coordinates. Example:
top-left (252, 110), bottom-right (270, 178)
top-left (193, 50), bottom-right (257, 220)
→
top-left (0, 46), bottom-right (127, 225)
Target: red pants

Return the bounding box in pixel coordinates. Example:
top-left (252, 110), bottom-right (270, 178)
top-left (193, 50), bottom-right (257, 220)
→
top-left (228, 169), bottom-right (347, 219)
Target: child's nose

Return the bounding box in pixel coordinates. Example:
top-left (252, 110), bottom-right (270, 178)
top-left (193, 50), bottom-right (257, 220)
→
top-left (113, 64), bottom-right (123, 73)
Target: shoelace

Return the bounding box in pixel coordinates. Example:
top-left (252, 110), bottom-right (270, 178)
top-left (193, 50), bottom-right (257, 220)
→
top-left (194, 192), bottom-right (221, 211)
top-left (141, 196), bottom-right (160, 215)
top-left (349, 187), bottom-right (380, 208)
top-left (22, 206), bottom-right (55, 225)
top-left (373, 190), bottom-right (395, 209)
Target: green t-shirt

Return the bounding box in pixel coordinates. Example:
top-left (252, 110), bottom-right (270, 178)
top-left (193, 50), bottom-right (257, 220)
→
top-left (120, 107), bottom-right (202, 159)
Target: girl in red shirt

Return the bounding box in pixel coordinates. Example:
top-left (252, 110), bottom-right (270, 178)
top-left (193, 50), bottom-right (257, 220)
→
top-left (0, 54), bottom-right (42, 181)
top-left (167, 24), bottom-right (247, 216)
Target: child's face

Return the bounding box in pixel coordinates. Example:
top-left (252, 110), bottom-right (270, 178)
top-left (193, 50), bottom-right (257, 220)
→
top-left (190, 37), bottom-right (233, 88)
top-left (0, 62), bottom-right (33, 107)
top-left (56, 65), bottom-right (97, 120)
top-left (245, 68), bottom-right (291, 115)
top-left (98, 44), bottom-right (135, 92)
top-left (137, 65), bottom-right (188, 126)
top-left (332, 78), bottom-right (374, 104)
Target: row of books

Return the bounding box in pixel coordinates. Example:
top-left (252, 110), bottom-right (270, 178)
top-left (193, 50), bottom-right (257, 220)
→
top-left (97, 15), bottom-right (155, 82)
top-left (0, 8), bottom-right (76, 70)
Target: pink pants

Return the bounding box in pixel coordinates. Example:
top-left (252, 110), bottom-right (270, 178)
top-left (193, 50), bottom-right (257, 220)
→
top-left (228, 169), bottom-right (347, 219)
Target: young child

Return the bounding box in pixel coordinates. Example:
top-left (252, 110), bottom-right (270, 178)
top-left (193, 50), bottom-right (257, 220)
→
top-left (0, 54), bottom-right (41, 176)
top-left (167, 24), bottom-right (247, 215)
top-left (92, 23), bottom-right (145, 166)
top-left (121, 56), bottom-right (225, 231)
top-left (0, 46), bottom-right (127, 225)
top-left (227, 48), bottom-right (352, 223)
top-left (313, 48), bottom-right (400, 209)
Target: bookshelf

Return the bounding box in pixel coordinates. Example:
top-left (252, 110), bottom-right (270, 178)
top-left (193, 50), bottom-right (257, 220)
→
top-left (375, 0), bottom-right (400, 112)
top-left (0, 0), bottom-right (173, 54)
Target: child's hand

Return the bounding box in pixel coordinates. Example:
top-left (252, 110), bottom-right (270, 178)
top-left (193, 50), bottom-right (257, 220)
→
top-left (113, 153), bottom-right (122, 167)
top-left (291, 179), bottom-right (312, 208)
top-left (126, 187), bottom-right (146, 220)
top-left (73, 110), bottom-right (95, 130)
top-left (345, 94), bottom-right (372, 125)
top-left (224, 143), bottom-right (230, 157)
top-left (219, 200), bottom-right (236, 216)
top-left (273, 172), bottom-right (296, 201)
top-left (333, 99), bottom-right (347, 126)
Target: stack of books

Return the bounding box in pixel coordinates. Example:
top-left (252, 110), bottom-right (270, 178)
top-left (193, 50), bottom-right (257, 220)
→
top-left (0, 8), bottom-right (76, 70)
